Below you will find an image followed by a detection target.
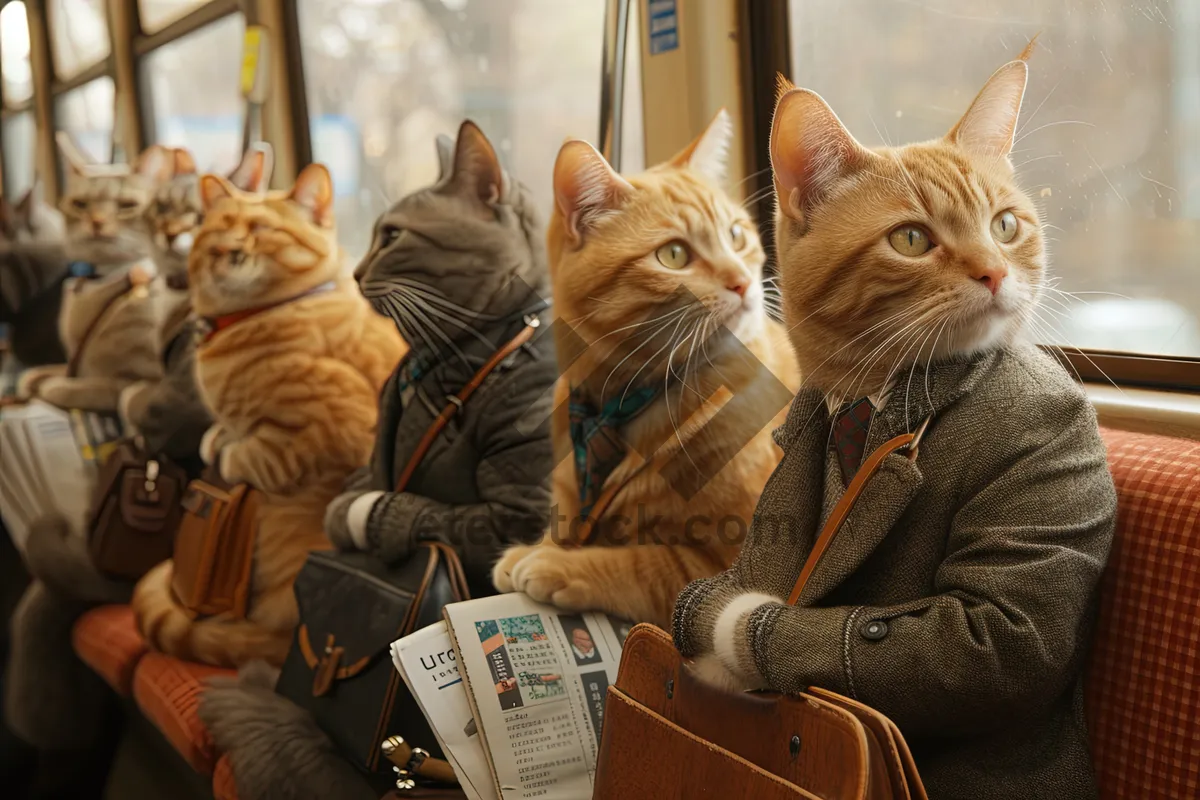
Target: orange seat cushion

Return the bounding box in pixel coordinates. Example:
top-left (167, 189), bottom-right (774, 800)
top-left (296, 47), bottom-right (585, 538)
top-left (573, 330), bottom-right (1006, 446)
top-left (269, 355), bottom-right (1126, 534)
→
top-left (1088, 429), bottom-right (1200, 800)
top-left (212, 753), bottom-right (239, 800)
top-left (132, 652), bottom-right (236, 775)
top-left (72, 604), bottom-right (149, 696)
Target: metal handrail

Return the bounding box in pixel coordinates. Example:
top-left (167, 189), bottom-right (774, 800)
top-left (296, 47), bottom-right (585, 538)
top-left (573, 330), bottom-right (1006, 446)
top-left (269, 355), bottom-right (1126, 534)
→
top-left (597, 0), bottom-right (633, 168)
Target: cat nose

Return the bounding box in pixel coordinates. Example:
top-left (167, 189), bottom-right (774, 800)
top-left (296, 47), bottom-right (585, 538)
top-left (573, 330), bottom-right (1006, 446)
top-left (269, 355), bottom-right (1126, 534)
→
top-left (726, 279), bottom-right (749, 298)
top-left (972, 264), bottom-right (1008, 296)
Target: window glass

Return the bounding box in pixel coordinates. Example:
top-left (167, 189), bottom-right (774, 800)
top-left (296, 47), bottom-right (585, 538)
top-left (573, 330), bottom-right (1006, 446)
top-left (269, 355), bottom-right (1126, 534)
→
top-left (1, 2), bottom-right (34, 106)
top-left (788, 0), bottom-right (1200, 358)
top-left (138, 0), bottom-right (211, 34)
top-left (297, 0), bottom-right (625, 259)
top-left (2, 111), bottom-right (37, 196)
top-left (48, 0), bottom-right (110, 78)
top-left (621, 0), bottom-right (645, 174)
top-left (55, 75), bottom-right (115, 165)
top-left (142, 14), bottom-right (246, 173)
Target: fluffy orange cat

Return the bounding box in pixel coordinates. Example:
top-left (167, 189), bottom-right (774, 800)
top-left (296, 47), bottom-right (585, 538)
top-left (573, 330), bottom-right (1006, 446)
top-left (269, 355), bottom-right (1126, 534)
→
top-left (493, 111), bottom-right (800, 628)
top-left (133, 164), bottom-right (405, 667)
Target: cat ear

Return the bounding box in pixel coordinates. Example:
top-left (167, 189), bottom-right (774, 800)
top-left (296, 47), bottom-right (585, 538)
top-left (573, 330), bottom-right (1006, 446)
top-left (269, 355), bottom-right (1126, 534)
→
top-left (434, 134), bottom-right (455, 184)
top-left (947, 60), bottom-right (1028, 160)
top-left (134, 145), bottom-right (176, 183)
top-left (199, 174), bottom-right (236, 210)
top-left (172, 148), bottom-right (197, 176)
top-left (56, 131), bottom-right (93, 176)
top-left (15, 179), bottom-right (40, 217)
top-left (553, 139), bottom-right (634, 245)
top-left (771, 88), bottom-right (872, 223)
top-left (670, 108), bottom-right (733, 184)
top-left (290, 163), bottom-right (335, 227)
top-left (228, 143), bottom-right (273, 193)
top-left (450, 121), bottom-right (506, 205)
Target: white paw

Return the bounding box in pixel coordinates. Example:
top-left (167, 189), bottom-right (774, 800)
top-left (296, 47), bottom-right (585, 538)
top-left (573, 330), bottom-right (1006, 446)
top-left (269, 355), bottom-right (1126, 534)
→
top-left (118, 381), bottom-right (150, 430)
top-left (492, 545), bottom-right (535, 593)
top-left (509, 548), bottom-right (591, 610)
top-left (687, 653), bottom-right (757, 693)
top-left (199, 425), bottom-right (226, 466)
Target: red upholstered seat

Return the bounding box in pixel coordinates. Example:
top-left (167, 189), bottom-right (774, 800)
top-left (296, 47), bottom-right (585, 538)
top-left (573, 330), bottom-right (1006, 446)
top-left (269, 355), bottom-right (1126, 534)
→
top-left (131, 651), bottom-right (236, 775)
top-left (1088, 429), bottom-right (1200, 800)
top-left (72, 604), bottom-right (149, 696)
top-left (212, 753), bottom-right (239, 800)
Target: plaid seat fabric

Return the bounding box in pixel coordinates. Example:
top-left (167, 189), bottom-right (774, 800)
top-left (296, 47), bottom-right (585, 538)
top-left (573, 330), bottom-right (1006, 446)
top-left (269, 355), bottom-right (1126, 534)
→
top-left (832, 397), bottom-right (875, 484)
top-left (1087, 428), bottom-right (1200, 800)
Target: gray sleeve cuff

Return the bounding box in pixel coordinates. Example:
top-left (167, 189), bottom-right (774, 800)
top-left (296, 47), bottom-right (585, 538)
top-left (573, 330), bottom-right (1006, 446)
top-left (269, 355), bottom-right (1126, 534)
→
top-left (363, 492), bottom-right (421, 565)
top-left (753, 603), bottom-right (855, 696)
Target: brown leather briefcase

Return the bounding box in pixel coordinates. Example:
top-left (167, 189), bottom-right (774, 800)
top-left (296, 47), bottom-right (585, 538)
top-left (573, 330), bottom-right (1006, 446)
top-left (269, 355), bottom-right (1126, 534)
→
top-left (594, 424), bottom-right (935, 800)
top-left (87, 440), bottom-right (187, 580)
top-left (170, 476), bottom-right (260, 618)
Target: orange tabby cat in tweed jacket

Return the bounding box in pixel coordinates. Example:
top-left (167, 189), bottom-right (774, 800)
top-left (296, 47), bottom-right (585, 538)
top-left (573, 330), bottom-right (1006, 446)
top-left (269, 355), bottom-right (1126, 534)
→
top-left (132, 164), bottom-right (405, 667)
top-left (493, 111), bottom-right (800, 628)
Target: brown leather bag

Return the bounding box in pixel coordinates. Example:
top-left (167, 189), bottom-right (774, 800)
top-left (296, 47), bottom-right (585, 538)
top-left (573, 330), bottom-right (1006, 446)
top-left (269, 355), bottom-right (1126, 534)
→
top-left (169, 475), bottom-right (260, 618)
top-left (87, 440), bottom-right (187, 580)
top-left (593, 422), bottom-right (934, 800)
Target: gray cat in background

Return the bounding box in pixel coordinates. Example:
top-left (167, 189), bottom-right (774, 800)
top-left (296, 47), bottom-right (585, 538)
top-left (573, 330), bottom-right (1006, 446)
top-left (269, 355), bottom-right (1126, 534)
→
top-left (1, 182), bottom-right (71, 370)
top-left (17, 134), bottom-right (173, 411)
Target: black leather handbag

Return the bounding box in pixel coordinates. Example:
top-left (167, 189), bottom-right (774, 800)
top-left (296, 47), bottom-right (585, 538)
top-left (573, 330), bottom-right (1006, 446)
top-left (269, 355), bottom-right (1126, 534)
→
top-left (275, 543), bottom-right (469, 787)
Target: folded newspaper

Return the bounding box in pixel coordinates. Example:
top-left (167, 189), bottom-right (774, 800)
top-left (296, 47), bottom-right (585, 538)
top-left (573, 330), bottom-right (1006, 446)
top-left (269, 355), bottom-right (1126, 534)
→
top-left (391, 593), bottom-right (633, 800)
top-left (0, 400), bottom-right (120, 550)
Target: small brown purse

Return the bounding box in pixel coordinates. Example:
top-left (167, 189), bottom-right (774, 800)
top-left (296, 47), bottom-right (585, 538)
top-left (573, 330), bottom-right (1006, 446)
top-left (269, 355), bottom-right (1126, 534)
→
top-left (593, 423), bottom-right (934, 800)
top-left (169, 475), bottom-right (261, 618)
top-left (87, 440), bottom-right (187, 580)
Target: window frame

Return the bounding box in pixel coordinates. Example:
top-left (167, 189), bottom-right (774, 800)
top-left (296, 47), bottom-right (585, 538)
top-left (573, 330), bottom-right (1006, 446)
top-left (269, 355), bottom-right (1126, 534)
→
top-left (743, 0), bottom-right (1200, 393)
top-left (0, 0), bottom-right (40, 196)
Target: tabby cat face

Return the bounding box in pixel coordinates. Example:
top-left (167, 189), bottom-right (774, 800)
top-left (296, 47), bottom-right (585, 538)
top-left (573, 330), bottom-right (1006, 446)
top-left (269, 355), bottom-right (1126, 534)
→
top-left (190, 163), bottom-right (338, 317)
top-left (148, 144), bottom-right (272, 288)
top-left (354, 121), bottom-right (548, 349)
top-left (56, 135), bottom-right (172, 269)
top-left (772, 58), bottom-right (1044, 395)
top-left (548, 110), bottom-right (766, 387)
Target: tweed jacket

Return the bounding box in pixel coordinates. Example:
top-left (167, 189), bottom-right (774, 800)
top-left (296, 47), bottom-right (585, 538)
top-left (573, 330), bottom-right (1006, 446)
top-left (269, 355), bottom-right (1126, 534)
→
top-left (672, 344), bottom-right (1116, 800)
top-left (326, 307), bottom-right (557, 598)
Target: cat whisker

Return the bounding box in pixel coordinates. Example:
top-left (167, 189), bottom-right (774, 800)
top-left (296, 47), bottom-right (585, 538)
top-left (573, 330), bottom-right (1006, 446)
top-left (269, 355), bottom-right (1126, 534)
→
top-left (1013, 119), bottom-right (1096, 147)
top-left (597, 309), bottom-right (690, 403)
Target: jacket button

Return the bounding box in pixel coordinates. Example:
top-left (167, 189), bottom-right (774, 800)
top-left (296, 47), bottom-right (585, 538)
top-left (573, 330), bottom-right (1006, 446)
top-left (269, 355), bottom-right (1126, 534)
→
top-left (860, 620), bottom-right (889, 641)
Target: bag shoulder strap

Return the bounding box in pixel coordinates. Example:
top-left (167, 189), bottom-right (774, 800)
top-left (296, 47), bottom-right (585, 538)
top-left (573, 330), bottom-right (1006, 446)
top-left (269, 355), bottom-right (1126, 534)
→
top-left (394, 319), bottom-right (539, 493)
top-left (67, 274), bottom-right (135, 378)
top-left (786, 416), bottom-right (931, 606)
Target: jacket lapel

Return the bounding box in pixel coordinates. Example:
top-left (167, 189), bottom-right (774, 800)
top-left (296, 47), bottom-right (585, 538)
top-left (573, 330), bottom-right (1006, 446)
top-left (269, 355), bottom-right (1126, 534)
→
top-left (794, 350), bottom-right (1002, 605)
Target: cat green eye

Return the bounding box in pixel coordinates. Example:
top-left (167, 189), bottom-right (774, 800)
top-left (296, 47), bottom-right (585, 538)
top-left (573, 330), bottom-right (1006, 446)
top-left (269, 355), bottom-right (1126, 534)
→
top-left (379, 225), bottom-right (402, 246)
top-left (655, 241), bottom-right (691, 270)
top-left (888, 225), bottom-right (933, 257)
top-left (730, 223), bottom-right (746, 250)
top-left (991, 211), bottom-right (1019, 244)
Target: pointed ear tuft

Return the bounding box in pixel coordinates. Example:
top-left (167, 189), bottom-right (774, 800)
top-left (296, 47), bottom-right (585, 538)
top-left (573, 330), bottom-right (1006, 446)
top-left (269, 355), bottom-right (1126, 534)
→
top-left (56, 131), bottom-right (93, 177)
top-left (228, 143), bottom-right (273, 193)
top-left (15, 180), bottom-right (40, 215)
top-left (172, 148), bottom-right (197, 175)
top-left (134, 145), bottom-right (176, 183)
top-left (199, 175), bottom-right (236, 211)
top-left (947, 60), bottom-right (1029, 160)
top-left (1016, 32), bottom-right (1040, 63)
top-left (771, 88), bottom-right (873, 224)
top-left (553, 139), bottom-right (633, 245)
top-left (670, 108), bottom-right (733, 184)
top-left (450, 121), bottom-right (506, 205)
top-left (776, 73), bottom-right (796, 103)
top-left (290, 163), bottom-right (335, 227)
top-left (434, 134), bottom-right (455, 183)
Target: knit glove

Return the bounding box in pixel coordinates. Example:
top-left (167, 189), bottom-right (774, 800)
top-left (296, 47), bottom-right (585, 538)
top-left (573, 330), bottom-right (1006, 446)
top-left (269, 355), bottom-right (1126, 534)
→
top-left (682, 590), bottom-right (783, 692)
top-left (324, 490), bottom-right (385, 552)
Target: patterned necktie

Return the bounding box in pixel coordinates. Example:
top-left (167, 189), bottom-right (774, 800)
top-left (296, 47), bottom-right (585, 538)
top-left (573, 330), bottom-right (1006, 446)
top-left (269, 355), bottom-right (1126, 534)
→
top-left (832, 396), bottom-right (875, 485)
top-left (569, 386), bottom-right (659, 519)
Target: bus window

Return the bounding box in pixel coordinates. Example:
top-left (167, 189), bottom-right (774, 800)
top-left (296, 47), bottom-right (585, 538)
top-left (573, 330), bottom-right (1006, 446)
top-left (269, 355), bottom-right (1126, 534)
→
top-left (55, 75), bottom-right (115, 164)
top-left (296, 0), bottom-right (626, 258)
top-left (138, 0), bottom-right (213, 34)
top-left (1, 112), bottom-right (36, 196)
top-left (142, 13), bottom-right (246, 173)
top-left (1, 1), bottom-right (33, 107)
top-left (787, 0), bottom-right (1200, 358)
top-left (47, 0), bottom-right (110, 79)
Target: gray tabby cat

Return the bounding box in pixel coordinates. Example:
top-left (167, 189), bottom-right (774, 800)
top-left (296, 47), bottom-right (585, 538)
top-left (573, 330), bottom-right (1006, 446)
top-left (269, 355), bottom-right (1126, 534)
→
top-left (121, 143), bottom-right (274, 462)
top-left (17, 135), bottom-right (173, 411)
top-left (1, 182), bottom-right (71, 369)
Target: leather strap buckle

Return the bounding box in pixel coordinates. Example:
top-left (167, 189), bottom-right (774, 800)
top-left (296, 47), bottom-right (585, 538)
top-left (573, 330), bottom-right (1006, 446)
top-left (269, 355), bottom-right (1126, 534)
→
top-left (312, 633), bottom-right (345, 697)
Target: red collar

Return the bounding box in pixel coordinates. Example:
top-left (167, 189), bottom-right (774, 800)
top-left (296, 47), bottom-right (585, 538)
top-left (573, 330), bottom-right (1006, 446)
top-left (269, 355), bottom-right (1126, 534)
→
top-left (199, 281), bottom-right (338, 344)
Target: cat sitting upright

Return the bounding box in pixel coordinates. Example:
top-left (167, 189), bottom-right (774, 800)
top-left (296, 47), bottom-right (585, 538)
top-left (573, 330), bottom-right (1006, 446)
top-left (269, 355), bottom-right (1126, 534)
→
top-left (132, 163), bottom-right (405, 667)
top-left (493, 111), bottom-right (801, 629)
top-left (17, 135), bottom-right (173, 411)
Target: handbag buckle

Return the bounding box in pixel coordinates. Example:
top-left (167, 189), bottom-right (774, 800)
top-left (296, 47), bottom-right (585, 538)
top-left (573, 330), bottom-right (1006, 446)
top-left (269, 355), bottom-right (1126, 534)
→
top-left (144, 459), bottom-right (160, 494)
top-left (312, 634), bottom-right (344, 698)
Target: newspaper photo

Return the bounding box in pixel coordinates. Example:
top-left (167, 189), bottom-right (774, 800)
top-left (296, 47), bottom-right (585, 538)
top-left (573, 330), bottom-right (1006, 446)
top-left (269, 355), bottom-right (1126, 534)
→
top-left (391, 621), bottom-right (498, 800)
top-left (443, 593), bottom-right (631, 800)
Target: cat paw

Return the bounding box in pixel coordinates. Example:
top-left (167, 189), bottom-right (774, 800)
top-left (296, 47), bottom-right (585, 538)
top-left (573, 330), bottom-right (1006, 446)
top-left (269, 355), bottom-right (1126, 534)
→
top-left (509, 548), bottom-right (592, 611)
top-left (492, 545), bottom-right (536, 593)
top-left (16, 365), bottom-right (61, 399)
top-left (199, 425), bottom-right (229, 465)
top-left (118, 381), bottom-right (151, 431)
top-left (687, 653), bottom-right (756, 694)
